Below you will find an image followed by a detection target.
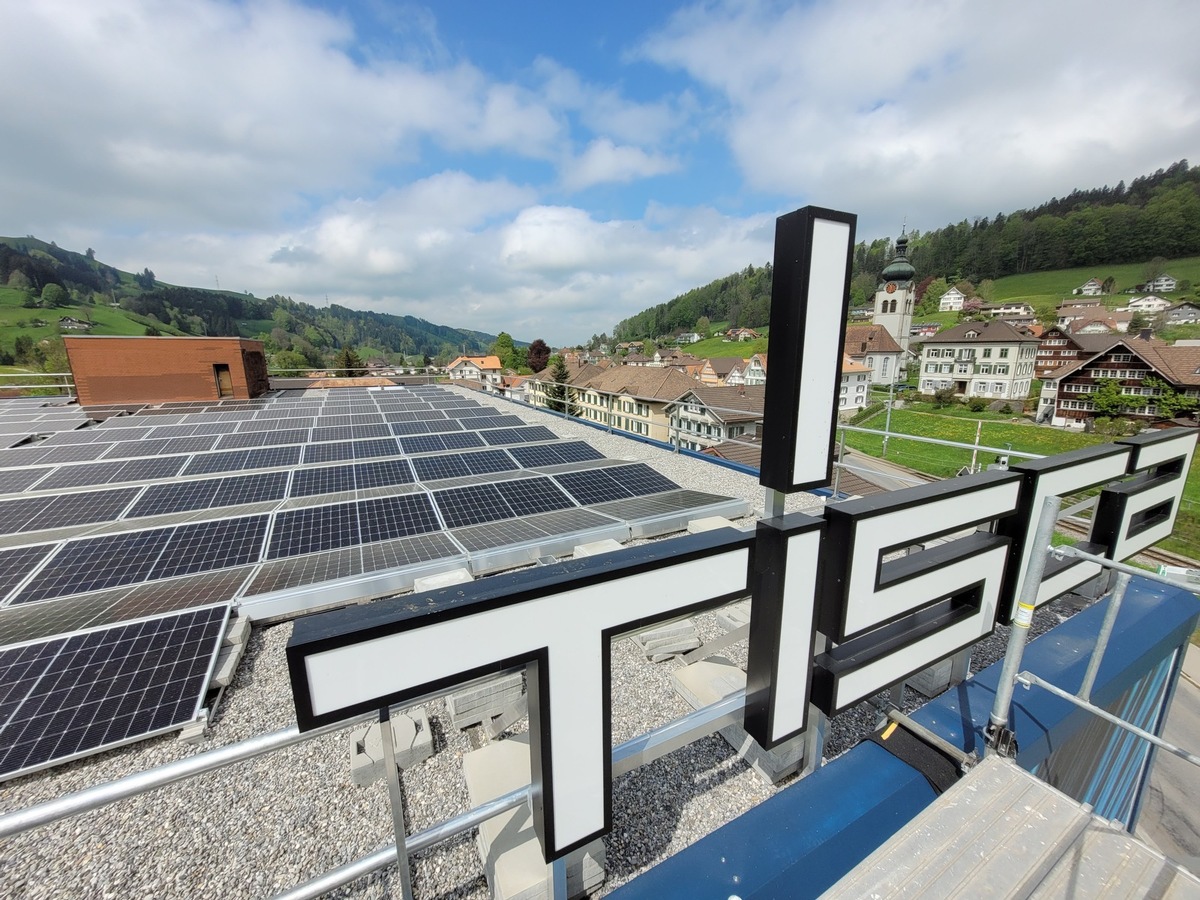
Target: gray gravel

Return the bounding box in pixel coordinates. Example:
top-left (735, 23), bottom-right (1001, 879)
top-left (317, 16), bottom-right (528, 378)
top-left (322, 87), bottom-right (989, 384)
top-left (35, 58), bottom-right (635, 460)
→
top-left (0, 391), bottom-right (1091, 898)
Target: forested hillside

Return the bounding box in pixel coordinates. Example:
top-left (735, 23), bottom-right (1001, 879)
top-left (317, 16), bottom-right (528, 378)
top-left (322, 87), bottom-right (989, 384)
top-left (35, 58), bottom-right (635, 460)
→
top-left (0, 237), bottom-right (500, 366)
top-left (611, 160), bottom-right (1200, 343)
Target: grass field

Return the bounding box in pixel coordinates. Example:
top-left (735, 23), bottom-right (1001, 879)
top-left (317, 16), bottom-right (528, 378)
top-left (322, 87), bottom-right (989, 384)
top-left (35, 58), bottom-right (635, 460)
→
top-left (673, 329), bottom-right (769, 359)
top-left (991, 256), bottom-right (1200, 302)
top-left (0, 286), bottom-right (186, 356)
top-left (845, 406), bottom-right (1200, 559)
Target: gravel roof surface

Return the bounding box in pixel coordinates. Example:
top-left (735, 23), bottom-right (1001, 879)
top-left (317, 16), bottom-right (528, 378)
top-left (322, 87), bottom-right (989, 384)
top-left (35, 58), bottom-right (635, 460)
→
top-left (0, 389), bottom-right (1096, 899)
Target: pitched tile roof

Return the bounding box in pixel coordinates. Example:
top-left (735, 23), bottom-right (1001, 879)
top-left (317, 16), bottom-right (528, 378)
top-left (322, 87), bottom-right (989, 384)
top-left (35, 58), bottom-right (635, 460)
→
top-left (922, 319), bottom-right (1042, 344)
top-left (843, 324), bottom-right (902, 356)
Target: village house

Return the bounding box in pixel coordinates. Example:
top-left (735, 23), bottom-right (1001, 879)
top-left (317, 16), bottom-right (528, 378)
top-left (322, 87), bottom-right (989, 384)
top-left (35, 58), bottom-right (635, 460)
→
top-left (1162, 301), bottom-right (1200, 325)
top-left (743, 353), bottom-right (768, 386)
top-left (918, 319), bottom-right (1040, 401)
top-left (667, 385), bottom-right (765, 452)
top-left (938, 287), bottom-right (966, 311)
top-left (445, 355), bottom-right (505, 391)
top-left (1073, 278), bottom-right (1105, 296)
top-left (698, 357), bottom-right (746, 387)
top-left (842, 324), bottom-right (903, 385)
top-left (1039, 336), bottom-right (1200, 427)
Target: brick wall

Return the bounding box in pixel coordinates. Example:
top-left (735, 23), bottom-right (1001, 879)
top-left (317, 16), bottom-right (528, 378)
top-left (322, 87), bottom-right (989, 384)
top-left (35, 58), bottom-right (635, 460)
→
top-left (64, 336), bottom-right (269, 406)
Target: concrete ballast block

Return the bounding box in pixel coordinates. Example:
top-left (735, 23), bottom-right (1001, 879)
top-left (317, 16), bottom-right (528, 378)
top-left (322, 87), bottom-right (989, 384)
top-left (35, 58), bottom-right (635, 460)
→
top-left (446, 672), bottom-right (525, 729)
top-left (572, 539), bottom-right (624, 559)
top-left (413, 567), bottom-right (474, 592)
top-left (687, 516), bottom-right (735, 534)
top-left (463, 733), bottom-right (605, 899)
top-left (673, 656), bottom-right (806, 784)
top-left (349, 707), bottom-right (434, 786)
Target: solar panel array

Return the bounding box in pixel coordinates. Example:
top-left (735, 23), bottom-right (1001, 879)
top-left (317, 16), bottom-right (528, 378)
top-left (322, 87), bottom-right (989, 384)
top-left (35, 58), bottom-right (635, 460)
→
top-left (0, 384), bottom-right (746, 779)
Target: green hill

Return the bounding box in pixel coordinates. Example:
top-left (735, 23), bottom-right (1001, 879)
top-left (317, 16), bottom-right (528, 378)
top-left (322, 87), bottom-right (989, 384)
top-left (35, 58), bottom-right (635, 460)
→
top-left (0, 237), bottom-right (505, 369)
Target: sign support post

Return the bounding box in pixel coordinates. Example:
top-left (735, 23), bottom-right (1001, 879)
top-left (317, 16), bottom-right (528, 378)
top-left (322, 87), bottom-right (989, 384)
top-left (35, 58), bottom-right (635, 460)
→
top-left (379, 707), bottom-right (415, 899)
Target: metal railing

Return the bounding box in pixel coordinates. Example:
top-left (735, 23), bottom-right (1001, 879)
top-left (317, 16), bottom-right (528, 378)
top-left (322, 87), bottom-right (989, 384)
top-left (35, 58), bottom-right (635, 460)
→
top-left (987, 498), bottom-right (1200, 769)
top-left (0, 668), bottom-right (761, 900)
top-left (0, 371), bottom-right (75, 397)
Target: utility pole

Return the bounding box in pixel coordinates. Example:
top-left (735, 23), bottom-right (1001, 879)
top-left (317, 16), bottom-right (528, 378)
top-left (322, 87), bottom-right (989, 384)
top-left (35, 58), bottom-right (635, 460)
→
top-left (881, 379), bottom-right (895, 458)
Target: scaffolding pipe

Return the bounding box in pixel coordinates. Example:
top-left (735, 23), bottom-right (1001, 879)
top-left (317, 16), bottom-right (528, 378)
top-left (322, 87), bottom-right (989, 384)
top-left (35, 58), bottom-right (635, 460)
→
top-left (1052, 545), bottom-right (1200, 595)
top-left (1078, 572), bottom-right (1132, 702)
top-left (1016, 670), bottom-right (1200, 768)
top-left (987, 495), bottom-right (1062, 752)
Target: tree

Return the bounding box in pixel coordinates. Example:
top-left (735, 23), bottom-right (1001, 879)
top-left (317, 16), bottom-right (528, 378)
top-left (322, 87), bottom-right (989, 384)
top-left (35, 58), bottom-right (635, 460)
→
top-left (333, 346), bottom-right (364, 377)
top-left (85, 248), bottom-right (95, 260)
top-left (545, 357), bottom-right (577, 415)
top-left (144, 325), bottom-right (161, 336)
top-left (41, 284), bottom-right (68, 308)
top-left (13, 335), bottom-right (35, 365)
top-left (489, 332), bottom-right (516, 369)
top-left (1101, 275), bottom-right (1117, 294)
top-left (272, 349), bottom-right (309, 371)
top-left (527, 338), bottom-right (551, 373)
top-left (1090, 379), bottom-right (1132, 417)
top-left (1128, 311), bottom-right (1152, 333)
top-left (1144, 376), bottom-right (1198, 418)
top-left (7, 270), bottom-right (32, 292)
top-left (1143, 257), bottom-right (1168, 284)
top-left (696, 316), bottom-right (711, 335)
top-left (134, 268), bottom-right (156, 290)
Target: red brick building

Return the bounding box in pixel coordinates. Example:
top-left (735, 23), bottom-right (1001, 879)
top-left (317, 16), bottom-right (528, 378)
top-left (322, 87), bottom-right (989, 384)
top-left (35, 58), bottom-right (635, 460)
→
top-left (64, 336), bottom-right (269, 406)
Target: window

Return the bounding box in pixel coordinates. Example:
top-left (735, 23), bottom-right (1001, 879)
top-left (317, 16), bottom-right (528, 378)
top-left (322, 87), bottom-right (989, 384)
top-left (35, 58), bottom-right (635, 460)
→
top-left (999, 348), bottom-right (1010, 358)
top-left (982, 348), bottom-right (992, 358)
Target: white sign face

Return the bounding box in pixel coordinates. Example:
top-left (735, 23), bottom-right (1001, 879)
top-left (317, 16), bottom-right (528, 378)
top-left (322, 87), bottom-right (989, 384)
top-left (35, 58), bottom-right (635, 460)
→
top-left (1093, 430), bottom-right (1197, 561)
top-left (291, 530), bottom-right (752, 859)
top-left (1001, 444), bottom-right (1132, 615)
top-left (760, 206), bottom-right (856, 493)
top-left (792, 218), bottom-right (853, 486)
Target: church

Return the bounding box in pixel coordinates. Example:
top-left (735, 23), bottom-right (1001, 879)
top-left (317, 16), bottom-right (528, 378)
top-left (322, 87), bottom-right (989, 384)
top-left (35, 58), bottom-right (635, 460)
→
top-left (870, 231), bottom-right (916, 358)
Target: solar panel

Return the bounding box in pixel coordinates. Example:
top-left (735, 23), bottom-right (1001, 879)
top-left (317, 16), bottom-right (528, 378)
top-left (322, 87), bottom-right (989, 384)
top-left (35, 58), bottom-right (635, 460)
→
top-left (352, 424), bottom-right (392, 440)
top-left (353, 438), bottom-right (400, 459)
top-left (506, 445), bottom-right (566, 468)
top-left (353, 459), bottom-right (415, 490)
top-left (433, 484), bottom-right (512, 528)
top-left (479, 426), bottom-right (557, 446)
top-left (21, 488), bottom-right (142, 533)
top-left (608, 463), bottom-right (681, 496)
top-left (35, 462), bottom-right (126, 491)
top-left (37, 445), bottom-right (113, 465)
top-left (0, 468), bottom-right (51, 494)
top-left (162, 436), bottom-right (220, 456)
top-left (245, 446), bottom-right (302, 469)
top-left (399, 434), bottom-right (446, 454)
top-left (182, 450), bottom-right (250, 477)
top-left (470, 415), bottom-right (527, 429)
top-left (357, 494), bottom-right (441, 543)
top-left (267, 502), bottom-right (360, 559)
top-left (494, 477), bottom-right (576, 515)
top-left (0, 497), bottom-right (56, 535)
top-left (554, 441), bottom-right (606, 463)
top-left (13, 528), bottom-right (175, 604)
top-left (0, 604), bottom-right (228, 782)
top-left (461, 449), bottom-right (519, 475)
top-left (441, 431), bottom-right (486, 450)
top-left (245, 549), bottom-right (362, 595)
top-left (303, 442), bottom-right (357, 465)
top-left (0, 545), bottom-right (55, 602)
top-left (127, 479), bottom-right (222, 518)
top-left (315, 414), bottom-right (356, 428)
top-left (291, 465), bottom-right (357, 498)
top-left (392, 419), bottom-right (462, 436)
top-left (551, 469), bottom-right (635, 506)
top-left (0, 569), bottom-right (252, 646)
top-left (360, 532), bottom-right (462, 572)
top-left (149, 516), bottom-right (268, 579)
top-left (411, 454), bottom-right (470, 482)
top-left (311, 426), bottom-right (354, 444)
top-left (211, 471), bottom-right (289, 507)
top-left (112, 456), bottom-right (187, 484)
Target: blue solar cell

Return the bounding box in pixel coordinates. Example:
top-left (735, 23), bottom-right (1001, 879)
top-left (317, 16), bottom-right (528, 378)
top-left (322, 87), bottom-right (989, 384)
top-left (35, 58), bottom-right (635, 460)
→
top-left (353, 438), bottom-right (399, 459)
top-left (353, 459), bottom-right (415, 489)
top-left (14, 528), bottom-right (175, 604)
top-left (358, 494), bottom-right (441, 543)
top-left (433, 484), bottom-right (512, 528)
top-left (267, 503), bottom-right (360, 559)
top-left (211, 471), bottom-right (289, 506)
top-left (0, 605), bottom-right (227, 781)
top-left (412, 455), bottom-right (470, 482)
top-left (303, 442), bottom-right (356, 464)
top-left (494, 477), bottom-right (575, 515)
top-left (399, 434), bottom-right (446, 455)
top-left (128, 479), bottom-right (222, 517)
top-left (461, 450), bottom-right (519, 475)
top-left (150, 516), bottom-right (268, 579)
top-left (291, 465), bottom-right (357, 497)
top-left (440, 432), bottom-right (486, 450)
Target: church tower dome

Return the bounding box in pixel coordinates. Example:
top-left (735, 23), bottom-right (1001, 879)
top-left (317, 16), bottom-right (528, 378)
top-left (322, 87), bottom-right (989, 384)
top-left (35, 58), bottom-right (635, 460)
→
top-left (879, 233), bottom-right (916, 284)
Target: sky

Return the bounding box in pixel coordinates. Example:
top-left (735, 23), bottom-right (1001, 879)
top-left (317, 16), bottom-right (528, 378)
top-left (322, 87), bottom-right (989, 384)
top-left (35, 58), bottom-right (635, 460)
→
top-left (3, 1), bottom-right (1199, 347)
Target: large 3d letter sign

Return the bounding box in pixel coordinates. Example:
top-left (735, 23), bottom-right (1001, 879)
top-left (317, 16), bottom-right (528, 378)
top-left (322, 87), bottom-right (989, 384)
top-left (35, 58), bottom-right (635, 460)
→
top-left (288, 205), bottom-right (1197, 861)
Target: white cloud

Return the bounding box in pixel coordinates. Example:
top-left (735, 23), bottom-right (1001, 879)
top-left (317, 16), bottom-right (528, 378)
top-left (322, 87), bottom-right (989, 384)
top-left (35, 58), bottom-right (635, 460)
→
top-left (561, 139), bottom-right (680, 191)
top-left (640, 0), bottom-right (1200, 236)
